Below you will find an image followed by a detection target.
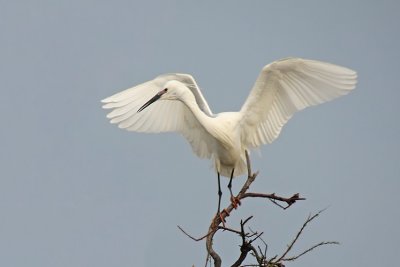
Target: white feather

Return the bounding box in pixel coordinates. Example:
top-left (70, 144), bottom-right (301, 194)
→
top-left (102, 58), bottom-right (357, 177)
top-left (239, 58), bottom-right (357, 148)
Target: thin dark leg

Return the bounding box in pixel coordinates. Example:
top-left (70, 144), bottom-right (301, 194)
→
top-left (227, 168), bottom-right (235, 197)
top-left (217, 172), bottom-right (226, 224)
top-left (217, 172), bottom-right (222, 215)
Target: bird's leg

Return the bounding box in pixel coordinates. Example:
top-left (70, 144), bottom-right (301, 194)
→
top-left (217, 172), bottom-right (227, 226)
top-left (228, 168), bottom-right (241, 209)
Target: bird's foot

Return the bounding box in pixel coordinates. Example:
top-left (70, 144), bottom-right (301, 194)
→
top-left (230, 195), bottom-right (241, 209)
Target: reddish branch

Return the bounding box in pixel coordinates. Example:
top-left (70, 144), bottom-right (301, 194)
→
top-left (203, 151), bottom-right (305, 267)
top-left (178, 150), bottom-right (339, 267)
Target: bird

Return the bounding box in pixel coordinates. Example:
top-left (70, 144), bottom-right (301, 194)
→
top-left (102, 57), bottom-right (357, 220)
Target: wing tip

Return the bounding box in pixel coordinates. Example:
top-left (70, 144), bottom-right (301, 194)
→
top-left (271, 57), bottom-right (358, 77)
top-left (101, 96), bottom-right (114, 103)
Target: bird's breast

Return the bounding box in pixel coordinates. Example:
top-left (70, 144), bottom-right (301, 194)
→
top-left (208, 113), bottom-right (243, 168)
top-left (212, 139), bottom-right (245, 178)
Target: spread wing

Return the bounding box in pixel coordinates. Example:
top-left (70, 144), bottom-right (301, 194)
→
top-left (102, 73), bottom-right (215, 159)
top-left (239, 58), bottom-right (357, 148)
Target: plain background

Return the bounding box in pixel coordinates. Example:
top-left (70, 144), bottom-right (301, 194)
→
top-left (1, 1), bottom-right (399, 266)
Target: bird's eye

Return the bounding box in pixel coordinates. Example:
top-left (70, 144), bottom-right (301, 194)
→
top-left (164, 88), bottom-right (168, 92)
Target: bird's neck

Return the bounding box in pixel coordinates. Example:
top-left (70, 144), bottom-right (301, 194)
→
top-left (181, 93), bottom-right (213, 129)
top-left (182, 94), bottom-right (236, 149)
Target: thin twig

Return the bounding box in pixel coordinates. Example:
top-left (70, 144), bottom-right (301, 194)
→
top-left (276, 209), bottom-right (325, 262)
top-left (243, 192), bottom-right (305, 209)
top-left (282, 241), bottom-right (339, 262)
top-left (217, 226), bottom-right (245, 236)
top-left (177, 225), bottom-right (210, 241)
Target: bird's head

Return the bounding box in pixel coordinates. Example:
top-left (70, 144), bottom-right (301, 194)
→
top-left (137, 80), bottom-right (189, 112)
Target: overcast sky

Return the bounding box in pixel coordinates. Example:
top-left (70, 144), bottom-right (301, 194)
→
top-left (1, 1), bottom-right (399, 266)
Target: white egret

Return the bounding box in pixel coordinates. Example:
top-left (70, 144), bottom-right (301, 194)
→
top-left (102, 57), bottom-right (357, 218)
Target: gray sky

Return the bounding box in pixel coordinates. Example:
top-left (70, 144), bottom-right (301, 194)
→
top-left (1, 1), bottom-right (399, 266)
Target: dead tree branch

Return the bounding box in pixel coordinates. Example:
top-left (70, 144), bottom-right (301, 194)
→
top-left (203, 151), bottom-right (304, 267)
top-left (215, 210), bottom-right (339, 267)
top-left (281, 241), bottom-right (339, 262)
top-left (242, 192), bottom-right (305, 209)
top-left (178, 150), bottom-right (339, 267)
top-left (265, 209), bottom-right (339, 266)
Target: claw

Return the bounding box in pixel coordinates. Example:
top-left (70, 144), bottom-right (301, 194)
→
top-left (230, 195), bottom-right (242, 209)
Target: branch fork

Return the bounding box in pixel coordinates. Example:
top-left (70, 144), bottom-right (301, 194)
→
top-left (178, 151), bottom-right (335, 267)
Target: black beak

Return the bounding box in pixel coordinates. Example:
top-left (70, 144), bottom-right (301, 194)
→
top-left (137, 89), bottom-right (167, 113)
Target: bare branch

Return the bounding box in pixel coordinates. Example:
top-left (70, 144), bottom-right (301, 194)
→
top-left (245, 150), bottom-right (252, 178)
top-left (282, 241), bottom-right (339, 262)
top-left (275, 209), bottom-right (333, 263)
top-left (200, 150), bottom-right (306, 267)
top-left (182, 150), bottom-right (321, 267)
top-left (217, 226), bottom-right (244, 236)
top-left (243, 192), bottom-right (305, 209)
top-left (231, 217), bottom-right (258, 267)
top-left (177, 225), bottom-right (210, 241)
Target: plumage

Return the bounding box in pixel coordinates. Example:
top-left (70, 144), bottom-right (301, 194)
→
top-left (102, 57), bottom-right (357, 178)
